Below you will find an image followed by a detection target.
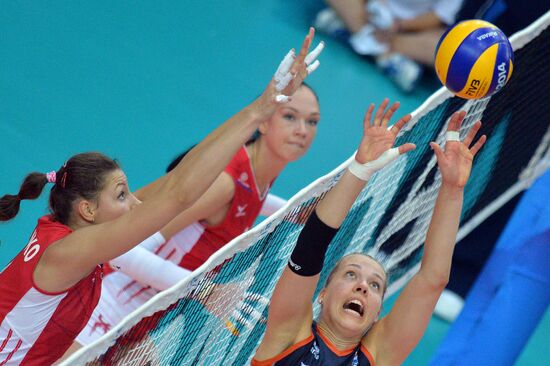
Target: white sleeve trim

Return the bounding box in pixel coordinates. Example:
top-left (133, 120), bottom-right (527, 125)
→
top-left (109, 233), bottom-right (192, 291)
top-left (260, 193), bottom-right (287, 216)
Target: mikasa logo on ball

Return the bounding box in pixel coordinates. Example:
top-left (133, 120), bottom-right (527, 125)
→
top-left (496, 63), bottom-right (508, 91)
top-left (476, 31), bottom-right (498, 41)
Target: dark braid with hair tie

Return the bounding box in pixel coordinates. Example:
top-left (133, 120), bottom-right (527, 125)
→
top-left (1, 153), bottom-right (119, 224)
top-left (0, 173), bottom-right (49, 221)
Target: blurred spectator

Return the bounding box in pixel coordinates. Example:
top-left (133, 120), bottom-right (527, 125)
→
top-left (314, 0), bottom-right (463, 92)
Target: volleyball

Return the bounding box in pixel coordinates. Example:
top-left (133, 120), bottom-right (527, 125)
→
top-left (435, 20), bottom-right (514, 99)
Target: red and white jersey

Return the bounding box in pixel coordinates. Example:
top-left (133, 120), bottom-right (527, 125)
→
top-left (0, 216), bottom-right (103, 365)
top-left (179, 145), bottom-right (271, 270)
top-left (77, 146), bottom-right (271, 344)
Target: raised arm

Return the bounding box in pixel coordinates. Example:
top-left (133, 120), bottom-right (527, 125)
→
top-left (159, 172), bottom-right (235, 241)
top-left (134, 29), bottom-right (324, 202)
top-left (38, 29), bottom-right (324, 292)
top-left (255, 100), bottom-right (415, 361)
top-left (369, 111), bottom-right (486, 365)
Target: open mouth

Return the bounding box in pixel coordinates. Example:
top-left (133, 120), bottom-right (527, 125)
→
top-left (343, 299), bottom-right (364, 317)
top-left (287, 142), bottom-right (305, 148)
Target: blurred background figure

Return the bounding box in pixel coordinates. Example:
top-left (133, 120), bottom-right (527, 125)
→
top-left (314, 0), bottom-right (463, 92)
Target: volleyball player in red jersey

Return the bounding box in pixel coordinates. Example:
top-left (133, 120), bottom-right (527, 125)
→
top-left (73, 82), bottom-right (321, 348)
top-left (0, 28), bottom-right (323, 365)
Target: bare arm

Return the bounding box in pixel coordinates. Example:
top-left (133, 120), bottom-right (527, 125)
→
top-left (255, 100), bottom-right (415, 361)
top-left (326, 0), bottom-right (368, 34)
top-left (109, 173), bottom-right (233, 291)
top-left (37, 29), bottom-right (324, 292)
top-left (160, 172), bottom-right (234, 240)
top-left (368, 112), bottom-right (486, 365)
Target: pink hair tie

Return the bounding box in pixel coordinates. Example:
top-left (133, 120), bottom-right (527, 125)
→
top-left (46, 171), bottom-right (57, 184)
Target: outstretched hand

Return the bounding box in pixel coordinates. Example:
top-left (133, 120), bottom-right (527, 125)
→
top-left (430, 111), bottom-right (486, 188)
top-left (198, 282), bottom-right (268, 337)
top-left (263, 27), bottom-right (324, 104)
top-left (355, 98), bottom-right (416, 164)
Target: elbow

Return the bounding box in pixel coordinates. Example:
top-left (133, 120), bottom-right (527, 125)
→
top-left (165, 173), bottom-right (194, 209)
top-left (419, 270), bottom-right (449, 292)
top-left (176, 187), bottom-right (193, 209)
top-left (432, 274), bottom-right (449, 291)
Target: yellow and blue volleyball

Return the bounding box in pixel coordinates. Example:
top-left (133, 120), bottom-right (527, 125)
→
top-left (435, 19), bottom-right (514, 99)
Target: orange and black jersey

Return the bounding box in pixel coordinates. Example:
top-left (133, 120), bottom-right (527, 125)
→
top-left (252, 323), bottom-right (374, 366)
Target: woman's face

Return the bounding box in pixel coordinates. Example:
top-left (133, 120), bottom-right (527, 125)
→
top-left (260, 86), bottom-right (320, 162)
top-left (92, 169), bottom-right (141, 224)
top-left (319, 254), bottom-right (386, 339)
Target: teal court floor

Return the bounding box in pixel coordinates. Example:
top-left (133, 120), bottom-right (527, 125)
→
top-left (1, 1), bottom-right (547, 364)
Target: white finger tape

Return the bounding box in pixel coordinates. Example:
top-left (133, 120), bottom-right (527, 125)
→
top-left (446, 131), bottom-right (460, 142)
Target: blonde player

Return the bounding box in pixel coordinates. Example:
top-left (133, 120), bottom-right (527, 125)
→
top-left (253, 104), bottom-right (486, 365)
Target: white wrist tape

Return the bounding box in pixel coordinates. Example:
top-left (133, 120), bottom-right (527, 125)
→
top-left (348, 147), bottom-right (400, 181)
top-left (109, 233), bottom-right (192, 291)
top-left (446, 131), bottom-right (460, 142)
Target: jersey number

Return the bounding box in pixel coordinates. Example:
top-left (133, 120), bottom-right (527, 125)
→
top-left (23, 231), bottom-right (40, 262)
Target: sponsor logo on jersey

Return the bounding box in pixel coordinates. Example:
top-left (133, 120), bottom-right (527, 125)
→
top-left (236, 204), bottom-right (248, 218)
top-left (90, 315), bottom-right (111, 335)
top-left (237, 172), bottom-right (251, 189)
top-left (311, 341), bottom-right (320, 360)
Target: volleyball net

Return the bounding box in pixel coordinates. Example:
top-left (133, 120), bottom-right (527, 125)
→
top-left (63, 11), bottom-right (550, 366)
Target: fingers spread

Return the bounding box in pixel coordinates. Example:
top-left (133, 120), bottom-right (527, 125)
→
top-left (306, 59), bottom-right (320, 74)
top-left (463, 120), bottom-right (482, 147)
top-left (363, 103), bottom-right (375, 130)
top-left (374, 98), bottom-right (389, 126)
top-left (295, 27), bottom-right (315, 63)
top-left (470, 135), bottom-right (487, 156)
top-left (430, 141), bottom-right (445, 161)
top-left (398, 143), bottom-right (416, 155)
top-left (275, 72), bottom-right (294, 92)
top-left (390, 114), bottom-right (412, 135)
top-left (274, 49), bottom-right (295, 84)
top-left (305, 41), bottom-right (324, 66)
top-left (382, 101), bottom-right (400, 128)
top-left (448, 110), bottom-right (466, 131)
top-left (445, 131), bottom-right (460, 142)
top-left (273, 28), bottom-right (321, 97)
